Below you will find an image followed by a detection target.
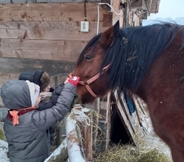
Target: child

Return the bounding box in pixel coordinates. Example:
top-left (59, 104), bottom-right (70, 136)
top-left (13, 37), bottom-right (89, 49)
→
top-left (19, 70), bottom-right (67, 145)
top-left (19, 70), bottom-right (65, 111)
top-left (1, 76), bottom-right (80, 162)
top-left (19, 70), bottom-right (52, 92)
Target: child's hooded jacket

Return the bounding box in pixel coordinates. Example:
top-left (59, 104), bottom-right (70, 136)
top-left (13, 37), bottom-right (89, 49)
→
top-left (1, 80), bottom-right (76, 162)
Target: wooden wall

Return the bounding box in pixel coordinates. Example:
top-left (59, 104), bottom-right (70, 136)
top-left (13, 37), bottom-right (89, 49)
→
top-left (0, 2), bottom-right (111, 92)
top-left (0, 3), bottom-right (110, 61)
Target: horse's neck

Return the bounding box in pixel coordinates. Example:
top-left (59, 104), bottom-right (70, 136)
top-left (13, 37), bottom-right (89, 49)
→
top-left (119, 24), bottom-right (180, 92)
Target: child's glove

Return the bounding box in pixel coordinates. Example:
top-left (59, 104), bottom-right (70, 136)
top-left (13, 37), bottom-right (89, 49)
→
top-left (68, 76), bottom-right (80, 86)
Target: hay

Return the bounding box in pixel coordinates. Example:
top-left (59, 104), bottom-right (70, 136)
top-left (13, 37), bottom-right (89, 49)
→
top-left (94, 145), bottom-right (171, 162)
top-left (93, 128), bottom-right (172, 162)
top-left (0, 129), bottom-right (6, 141)
top-left (138, 149), bottom-right (170, 162)
top-left (65, 105), bottom-right (172, 162)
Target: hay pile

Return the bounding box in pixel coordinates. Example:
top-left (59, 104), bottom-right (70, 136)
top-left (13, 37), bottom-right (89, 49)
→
top-left (93, 130), bottom-right (172, 162)
top-left (94, 145), bottom-right (171, 162)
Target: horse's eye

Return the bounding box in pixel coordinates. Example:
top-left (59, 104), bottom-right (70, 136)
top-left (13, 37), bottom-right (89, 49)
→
top-left (85, 55), bottom-right (93, 61)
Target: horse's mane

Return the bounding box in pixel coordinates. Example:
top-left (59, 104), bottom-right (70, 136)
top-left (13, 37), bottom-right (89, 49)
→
top-left (76, 23), bottom-right (183, 95)
top-left (101, 23), bottom-right (183, 93)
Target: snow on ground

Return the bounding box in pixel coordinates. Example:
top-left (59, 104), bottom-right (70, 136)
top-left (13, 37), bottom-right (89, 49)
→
top-left (0, 140), bottom-right (9, 162)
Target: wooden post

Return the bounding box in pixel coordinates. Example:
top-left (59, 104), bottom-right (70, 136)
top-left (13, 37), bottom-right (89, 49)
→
top-left (105, 93), bottom-right (111, 150)
top-left (66, 105), bottom-right (93, 162)
top-left (56, 124), bottom-right (61, 147)
top-left (66, 114), bottom-right (86, 162)
top-left (94, 98), bottom-right (100, 149)
top-left (82, 112), bottom-right (93, 161)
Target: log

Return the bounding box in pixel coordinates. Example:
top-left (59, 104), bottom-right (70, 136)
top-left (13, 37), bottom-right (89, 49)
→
top-left (44, 138), bottom-right (68, 162)
top-left (66, 107), bottom-right (86, 162)
top-left (81, 111), bottom-right (93, 161)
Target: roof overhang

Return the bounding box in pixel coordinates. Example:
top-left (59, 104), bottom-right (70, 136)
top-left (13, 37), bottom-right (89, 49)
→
top-left (150, 0), bottom-right (160, 13)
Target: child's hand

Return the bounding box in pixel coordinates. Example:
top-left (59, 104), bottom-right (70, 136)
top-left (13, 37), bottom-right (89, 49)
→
top-left (68, 76), bottom-right (80, 86)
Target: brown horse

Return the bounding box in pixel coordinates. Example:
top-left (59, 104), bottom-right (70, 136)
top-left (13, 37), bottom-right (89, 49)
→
top-left (72, 21), bottom-right (184, 162)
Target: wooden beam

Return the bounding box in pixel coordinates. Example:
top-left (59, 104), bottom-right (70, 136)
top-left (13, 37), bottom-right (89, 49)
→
top-left (114, 91), bottom-right (136, 143)
top-left (105, 93), bottom-right (111, 150)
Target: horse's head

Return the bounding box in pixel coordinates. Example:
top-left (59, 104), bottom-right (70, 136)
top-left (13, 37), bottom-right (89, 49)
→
top-left (73, 21), bottom-right (120, 104)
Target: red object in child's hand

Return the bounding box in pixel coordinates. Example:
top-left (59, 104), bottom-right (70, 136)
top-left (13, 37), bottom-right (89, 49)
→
top-left (68, 76), bottom-right (80, 86)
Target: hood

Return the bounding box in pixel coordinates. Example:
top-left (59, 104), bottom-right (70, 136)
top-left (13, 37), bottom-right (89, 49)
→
top-left (19, 70), bottom-right (44, 87)
top-left (1, 80), bottom-right (39, 109)
top-left (19, 70), bottom-right (50, 92)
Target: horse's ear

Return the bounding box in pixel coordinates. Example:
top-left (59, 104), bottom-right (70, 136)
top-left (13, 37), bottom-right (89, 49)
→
top-left (99, 21), bottom-right (120, 48)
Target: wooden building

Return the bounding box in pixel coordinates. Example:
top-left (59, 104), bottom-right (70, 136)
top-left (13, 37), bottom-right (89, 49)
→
top-left (0, 0), bottom-right (160, 95)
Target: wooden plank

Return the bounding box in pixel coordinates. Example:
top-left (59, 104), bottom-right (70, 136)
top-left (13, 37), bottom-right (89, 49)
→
top-left (0, 58), bottom-right (75, 75)
top-left (20, 21), bottom-right (107, 41)
top-left (0, 39), bottom-right (88, 62)
top-left (0, 3), bottom-right (100, 12)
top-left (0, 72), bottom-right (20, 92)
top-left (105, 93), bottom-right (111, 150)
top-left (94, 98), bottom-right (100, 149)
top-left (0, 72), bottom-right (19, 82)
top-left (82, 112), bottom-right (93, 161)
top-left (1, 39), bottom-right (64, 50)
top-left (0, 21), bottom-right (107, 41)
top-left (1, 49), bottom-right (59, 60)
top-left (0, 3), bottom-right (105, 22)
top-left (64, 40), bottom-right (88, 61)
top-left (1, 49), bottom-right (79, 61)
top-left (0, 29), bottom-right (25, 38)
top-left (0, 22), bottom-right (20, 29)
top-left (114, 91), bottom-right (136, 142)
